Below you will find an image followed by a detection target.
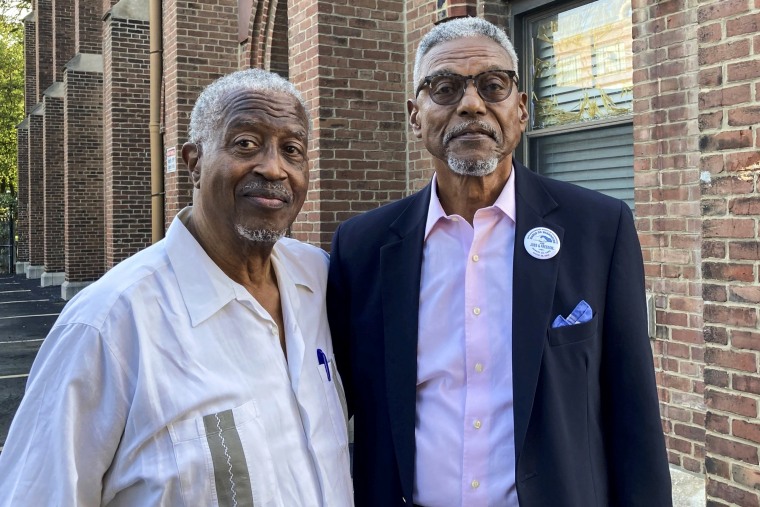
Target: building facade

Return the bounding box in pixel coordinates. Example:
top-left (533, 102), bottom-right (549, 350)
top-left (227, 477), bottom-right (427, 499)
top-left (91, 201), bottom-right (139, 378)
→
top-left (15, 0), bottom-right (760, 503)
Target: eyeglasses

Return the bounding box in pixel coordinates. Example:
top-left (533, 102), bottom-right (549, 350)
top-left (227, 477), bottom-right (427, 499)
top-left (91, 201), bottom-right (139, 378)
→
top-left (415, 69), bottom-right (519, 105)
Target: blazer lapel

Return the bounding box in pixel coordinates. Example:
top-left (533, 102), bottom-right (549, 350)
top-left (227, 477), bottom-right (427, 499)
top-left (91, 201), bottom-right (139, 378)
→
top-left (380, 185), bottom-right (430, 502)
top-left (512, 163), bottom-right (564, 464)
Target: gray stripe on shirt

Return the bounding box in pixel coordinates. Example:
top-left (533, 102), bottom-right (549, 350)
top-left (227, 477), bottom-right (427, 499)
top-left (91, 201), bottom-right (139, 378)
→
top-left (203, 409), bottom-right (255, 507)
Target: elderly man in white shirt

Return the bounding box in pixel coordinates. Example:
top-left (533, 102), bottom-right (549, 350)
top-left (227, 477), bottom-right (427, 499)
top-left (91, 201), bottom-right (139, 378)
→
top-left (0, 68), bottom-right (353, 507)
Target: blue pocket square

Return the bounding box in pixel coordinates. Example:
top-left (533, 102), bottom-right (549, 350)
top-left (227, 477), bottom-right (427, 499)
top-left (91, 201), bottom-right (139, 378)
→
top-left (552, 300), bottom-right (592, 328)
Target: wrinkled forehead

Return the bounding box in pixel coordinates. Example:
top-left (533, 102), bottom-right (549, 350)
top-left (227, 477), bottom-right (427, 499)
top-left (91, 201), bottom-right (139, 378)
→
top-left (218, 89), bottom-right (309, 137)
top-left (420, 36), bottom-right (514, 77)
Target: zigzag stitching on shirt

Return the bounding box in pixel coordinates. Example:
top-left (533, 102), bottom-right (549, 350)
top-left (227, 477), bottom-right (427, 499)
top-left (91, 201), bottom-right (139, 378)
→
top-left (214, 413), bottom-right (238, 507)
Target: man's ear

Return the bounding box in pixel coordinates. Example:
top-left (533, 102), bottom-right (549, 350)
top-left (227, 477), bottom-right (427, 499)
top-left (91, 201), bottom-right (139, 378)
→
top-left (517, 92), bottom-right (529, 132)
top-left (407, 99), bottom-right (423, 139)
top-left (181, 142), bottom-right (202, 188)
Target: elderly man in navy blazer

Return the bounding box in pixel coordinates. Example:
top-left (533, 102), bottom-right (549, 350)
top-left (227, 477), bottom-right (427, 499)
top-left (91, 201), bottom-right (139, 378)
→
top-left (327, 16), bottom-right (672, 507)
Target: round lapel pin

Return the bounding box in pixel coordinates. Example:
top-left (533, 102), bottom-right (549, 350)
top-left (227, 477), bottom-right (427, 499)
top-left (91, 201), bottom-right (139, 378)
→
top-left (524, 227), bottom-right (561, 260)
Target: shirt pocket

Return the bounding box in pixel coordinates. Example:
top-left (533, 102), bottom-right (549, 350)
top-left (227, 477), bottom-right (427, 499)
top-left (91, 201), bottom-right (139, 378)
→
top-left (168, 399), bottom-right (280, 507)
top-left (547, 313), bottom-right (599, 347)
top-left (317, 357), bottom-right (349, 449)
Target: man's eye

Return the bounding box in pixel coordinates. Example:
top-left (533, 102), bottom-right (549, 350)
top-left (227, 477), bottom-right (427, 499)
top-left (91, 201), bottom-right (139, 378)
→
top-left (431, 79), bottom-right (457, 95)
top-left (236, 139), bottom-right (256, 149)
top-left (481, 78), bottom-right (507, 91)
top-left (284, 145), bottom-right (304, 156)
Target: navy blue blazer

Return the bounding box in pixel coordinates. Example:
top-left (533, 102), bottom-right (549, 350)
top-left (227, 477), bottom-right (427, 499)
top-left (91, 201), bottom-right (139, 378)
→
top-left (327, 161), bottom-right (672, 506)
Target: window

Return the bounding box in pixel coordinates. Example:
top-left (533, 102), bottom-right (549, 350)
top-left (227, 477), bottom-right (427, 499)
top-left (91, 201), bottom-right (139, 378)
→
top-left (515, 0), bottom-right (634, 208)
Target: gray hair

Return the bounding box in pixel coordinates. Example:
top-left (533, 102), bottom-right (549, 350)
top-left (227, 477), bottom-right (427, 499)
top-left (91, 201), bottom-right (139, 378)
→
top-left (188, 68), bottom-right (311, 147)
top-left (413, 17), bottom-right (519, 91)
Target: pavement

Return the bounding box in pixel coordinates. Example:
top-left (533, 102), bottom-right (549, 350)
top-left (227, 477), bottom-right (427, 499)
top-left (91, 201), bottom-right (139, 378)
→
top-left (0, 274), bottom-right (706, 504)
top-left (0, 273), bottom-right (66, 449)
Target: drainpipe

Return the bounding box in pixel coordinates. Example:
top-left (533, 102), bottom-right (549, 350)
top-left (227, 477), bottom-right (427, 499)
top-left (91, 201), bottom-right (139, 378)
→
top-left (149, 0), bottom-right (164, 242)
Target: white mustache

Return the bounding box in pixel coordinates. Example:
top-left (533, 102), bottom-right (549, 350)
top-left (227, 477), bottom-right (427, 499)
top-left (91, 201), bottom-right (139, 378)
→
top-left (443, 121), bottom-right (500, 145)
top-left (240, 180), bottom-right (293, 202)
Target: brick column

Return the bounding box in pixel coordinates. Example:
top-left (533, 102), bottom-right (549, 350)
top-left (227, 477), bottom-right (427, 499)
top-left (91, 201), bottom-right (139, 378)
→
top-left (54, 0), bottom-right (76, 82)
top-left (42, 84), bottom-right (66, 286)
top-left (162, 0), bottom-right (238, 228)
top-left (35, 0), bottom-right (54, 102)
top-left (23, 13), bottom-right (37, 116)
top-left (63, 55), bottom-right (105, 300)
top-left (103, 1), bottom-right (151, 268)
top-left (76, 0), bottom-right (102, 54)
top-left (631, 0), bottom-right (705, 475)
top-left (289, 0), bottom-right (407, 249)
top-left (26, 107), bottom-right (45, 279)
top-left (698, 1), bottom-right (760, 504)
top-left (15, 121), bottom-right (30, 274)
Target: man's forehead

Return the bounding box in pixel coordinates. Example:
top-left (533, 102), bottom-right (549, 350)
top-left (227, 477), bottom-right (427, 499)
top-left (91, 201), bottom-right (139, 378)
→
top-left (220, 90), bottom-right (308, 133)
top-left (421, 36), bottom-right (512, 74)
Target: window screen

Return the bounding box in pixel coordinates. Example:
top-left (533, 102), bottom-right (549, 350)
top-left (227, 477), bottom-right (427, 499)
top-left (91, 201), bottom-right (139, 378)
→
top-left (529, 0), bottom-right (633, 130)
top-left (521, 0), bottom-right (635, 208)
top-left (531, 123), bottom-right (634, 208)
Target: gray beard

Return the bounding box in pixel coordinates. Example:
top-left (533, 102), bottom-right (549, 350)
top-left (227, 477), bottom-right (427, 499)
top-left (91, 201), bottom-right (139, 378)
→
top-left (447, 156), bottom-right (498, 177)
top-left (235, 224), bottom-right (286, 244)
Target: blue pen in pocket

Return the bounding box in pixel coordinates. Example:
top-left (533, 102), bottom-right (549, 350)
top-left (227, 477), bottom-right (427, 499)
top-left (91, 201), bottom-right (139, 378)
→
top-left (317, 348), bottom-right (331, 381)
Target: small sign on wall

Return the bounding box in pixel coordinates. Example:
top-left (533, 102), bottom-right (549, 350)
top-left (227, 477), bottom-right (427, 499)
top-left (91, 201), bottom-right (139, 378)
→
top-left (166, 147), bottom-right (176, 173)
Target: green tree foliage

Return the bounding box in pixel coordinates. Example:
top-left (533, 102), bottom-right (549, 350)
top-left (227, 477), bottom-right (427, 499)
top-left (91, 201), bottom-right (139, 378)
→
top-left (0, 0), bottom-right (29, 196)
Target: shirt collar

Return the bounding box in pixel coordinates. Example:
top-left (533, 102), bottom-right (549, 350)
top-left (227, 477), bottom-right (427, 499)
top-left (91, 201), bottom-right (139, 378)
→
top-left (165, 207), bottom-right (315, 327)
top-left (424, 165), bottom-right (517, 240)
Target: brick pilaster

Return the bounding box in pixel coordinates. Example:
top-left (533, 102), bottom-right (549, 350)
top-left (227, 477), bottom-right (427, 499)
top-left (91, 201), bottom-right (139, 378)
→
top-left (162, 0), bottom-right (238, 227)
top-left (35, 0), bottom-right (54, 102)
top-left (27, 108), bottom-right (44, 268)
top-left (289, 0), bottom-right (407, 249)
top-left (24, 13), bottom-right (37, 116)
top-left (103, 5), bottom-right (152, 268)
top-left (16, 121), bottom-right (30, 265)
top-left (76, 0), bottom-right (103, 53)
top-left (63, 55), bottom-right (105, 286)
top-left (42, 85), bottom-right (65, 277)
top-left (54, 0), bottom-right (76, 82)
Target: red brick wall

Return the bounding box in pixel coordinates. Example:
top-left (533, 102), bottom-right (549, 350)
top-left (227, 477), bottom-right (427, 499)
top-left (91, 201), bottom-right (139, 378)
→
top-left (16, 126), bottom-right (30, 265)
top-left (698, 0), bottom-right (760, 504)
top-left (43, 91), bottom-right (65, 273)
top-left (27, 111), bottom-right (44, 266)
top-left (76, 0), bottom-right (103, 54)
top-left (54, 0), bottom-right (76, 82)
top-left (63, 67), bottom-right (105, 282)
top-left (289, 0), bottom-right (407, 248)
top-left (631, 0), bottom-right (705, 474)
top-left (162, 0), bottom-right (238, 227)
top-left (24, 16), bottom-right (37, 115)
top-left (406, 0), bottom-right (437, 191)
top-left (35, 0), bottom-right (54, 100)
top-left (103, 15), bottom-right (152, 268)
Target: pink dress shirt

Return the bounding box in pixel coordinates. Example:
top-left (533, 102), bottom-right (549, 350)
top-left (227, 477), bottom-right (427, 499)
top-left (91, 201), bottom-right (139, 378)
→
top-left (414, 169), bottom-right (518, 507)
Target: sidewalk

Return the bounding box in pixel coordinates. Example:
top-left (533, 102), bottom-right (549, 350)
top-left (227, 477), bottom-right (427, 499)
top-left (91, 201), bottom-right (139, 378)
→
top-left (0, 273), bottom-right (66, 449)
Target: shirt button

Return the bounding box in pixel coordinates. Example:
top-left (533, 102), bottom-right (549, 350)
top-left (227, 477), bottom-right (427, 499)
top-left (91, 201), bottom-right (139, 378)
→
top-left (473, 420), bottom-right (482, 429)
top-left (473, 307), bottom-right (481, 316)
top-left (451, 217), bottom-right (459, 222)
top-left (475, 363), bottom-right (484, 373)
top-left (472, 254), bottom-right (479, 262)
top-left (471, 479), bottom-right (480, 489)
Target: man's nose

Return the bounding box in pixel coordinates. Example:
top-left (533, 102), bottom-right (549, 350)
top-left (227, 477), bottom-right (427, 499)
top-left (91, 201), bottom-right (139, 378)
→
top-left (253, 145), bottom-right (287, 180)
top-left (457, 81), bottom-right (486, 115)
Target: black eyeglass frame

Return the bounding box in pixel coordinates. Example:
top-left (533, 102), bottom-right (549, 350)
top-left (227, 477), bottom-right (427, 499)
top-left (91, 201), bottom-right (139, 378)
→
top-left (415, 69), bottom-right (520, 105)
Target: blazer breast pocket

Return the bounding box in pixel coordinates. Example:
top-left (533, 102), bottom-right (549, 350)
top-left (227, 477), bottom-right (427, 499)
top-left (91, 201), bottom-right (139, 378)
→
top-left (547, 313), bottom-right (598, 347)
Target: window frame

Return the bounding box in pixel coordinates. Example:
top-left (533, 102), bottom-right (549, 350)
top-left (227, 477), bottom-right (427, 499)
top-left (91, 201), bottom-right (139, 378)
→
top-left (511, 0), bottom-right (634, 166)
